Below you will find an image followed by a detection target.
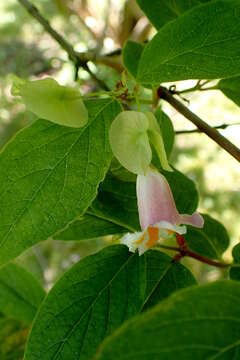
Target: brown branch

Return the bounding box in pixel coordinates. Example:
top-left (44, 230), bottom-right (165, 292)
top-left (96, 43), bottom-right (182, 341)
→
top-left (158, 86), bottom-right (240, 163)
top-left (176, 122), bottom-right (240, 135)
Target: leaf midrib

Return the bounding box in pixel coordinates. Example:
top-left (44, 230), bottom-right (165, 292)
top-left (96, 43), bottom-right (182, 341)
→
top-left (49, 252), bottom-right (135, 360)
top-left (0, 99), bottom-right (115, 251)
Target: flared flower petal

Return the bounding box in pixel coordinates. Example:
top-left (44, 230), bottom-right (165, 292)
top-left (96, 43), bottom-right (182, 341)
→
top-left (137, 167), bottom-right (204, 230)
top-left (121, 221), bottom-right (187, 255)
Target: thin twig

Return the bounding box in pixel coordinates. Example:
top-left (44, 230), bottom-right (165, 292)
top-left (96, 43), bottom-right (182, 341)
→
top-left (176, 122), bottom-right (240, 134)
top-left (18, 0), bottom-right (79, 64)
top-left (158, 86), bottom-right (240, 163)
top-left (83, 63), bottom-right (109, 91)
top-left (158, 244), bottom-right (231, 268)
top-left (17, 0), bottom-right (110, 87)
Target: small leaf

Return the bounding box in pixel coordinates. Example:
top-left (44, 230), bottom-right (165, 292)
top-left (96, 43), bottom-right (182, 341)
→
top-left (24, 245), bottom-right (146, 360)
top-left (0, 263), bottom-right (45, 324)
top-left (12, 77), bottom-right (88, 127)
top-left (0, 99), bottom-right (121, 266)
top-left (122, 40), bottom-right (144, 78)
top-left (137, 1), bottom-right (240, 85)
top-left (95, 281), bottom-right (240, 360)
top-left (217, 76), bottom-right (240, 107)
top-left (109, 111), bottom-right (152, 174)
top-left (155, 108), bottom-right (175, 158)
top-left (137, 0), bottom-right (209, 29)
top-left (229, 243), bottom-right (240, 280)
top-left (185, 214), bottom-right (230, 259)
top-left (90, 175), bottom-right (140, 232)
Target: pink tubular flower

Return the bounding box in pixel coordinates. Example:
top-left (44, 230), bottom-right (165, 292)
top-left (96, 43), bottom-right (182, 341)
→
top-left (121, 167), bottom-right (204, 255)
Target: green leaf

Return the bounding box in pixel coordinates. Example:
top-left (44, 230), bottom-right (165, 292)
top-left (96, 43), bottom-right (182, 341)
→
top-left (110, 158), bottom-right (137, 182)
top-left (143, 250), bottom-right (196, 311)
top-left (122, 40), bottom-right (144, 78)
top-left (155, 108), bottom-right (175, 158)
top-left (229, 243), bottom-right (240, 280)
top-left (0, 314), bottom-right (29, 360)
top-left (95, 280), bottom-right (240, 360)
top-left (24, 245), bottom-right (146, 360)
top-left (24, 245), bottom-right (196, 360)
top-left (185, 214), bottom-right (230, 259)
top-left (137, 0), bottom-right (209, 29)
top-left (0, 263), bottom-right (45, 324)
top-left (0, 99), bottom-right (121, 266)
top-left (217, 76), bottom-right (240, 107)
top-left (137, 0), bottom-right (240, 85)
top-left (90, 175), bottom-right (140, 232)
top-left (54, 214), bottom-right (124, 241)
top-left (109, 111), bottom-right (152, 175)
top-left (55, 174), bottom-right (139, 240)
top-left (12, 77), bottom-right (88, 128)
top-left (162, 168), bottom-right (199, 214)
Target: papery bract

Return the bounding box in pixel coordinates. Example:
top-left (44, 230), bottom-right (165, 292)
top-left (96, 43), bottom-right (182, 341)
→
top-left (11, 77), bottom-right (88, 128)
top-left (109, 111), bottom-right (172, 175)
top-left (109, 111), bottom-right (152, 175)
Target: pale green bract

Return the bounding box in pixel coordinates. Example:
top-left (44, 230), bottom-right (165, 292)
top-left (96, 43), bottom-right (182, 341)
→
top-left (109, 111), bottom-right (172, 174)
top-left (109, 111), bottom-right (152, 175)
top-left (11, 77), bottom-right (88, 128)
top-left (145, 112), bottom-right (172, 172)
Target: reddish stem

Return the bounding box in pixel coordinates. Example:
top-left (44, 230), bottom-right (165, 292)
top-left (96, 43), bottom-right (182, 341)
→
top-left (158, 243), bottom-right (231, 269)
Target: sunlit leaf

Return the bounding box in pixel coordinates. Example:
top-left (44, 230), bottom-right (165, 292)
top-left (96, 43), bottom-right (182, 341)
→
top-left (0, 99), bottom-right (121, 266)
top-left (137, 1), bottom-right (240, 85)
top-left (137, 0), bottom-right (209, 29)
top-left (122, 40), bottom-right (144, 78)
top-left (218, 76), bottom-right (240, 108)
